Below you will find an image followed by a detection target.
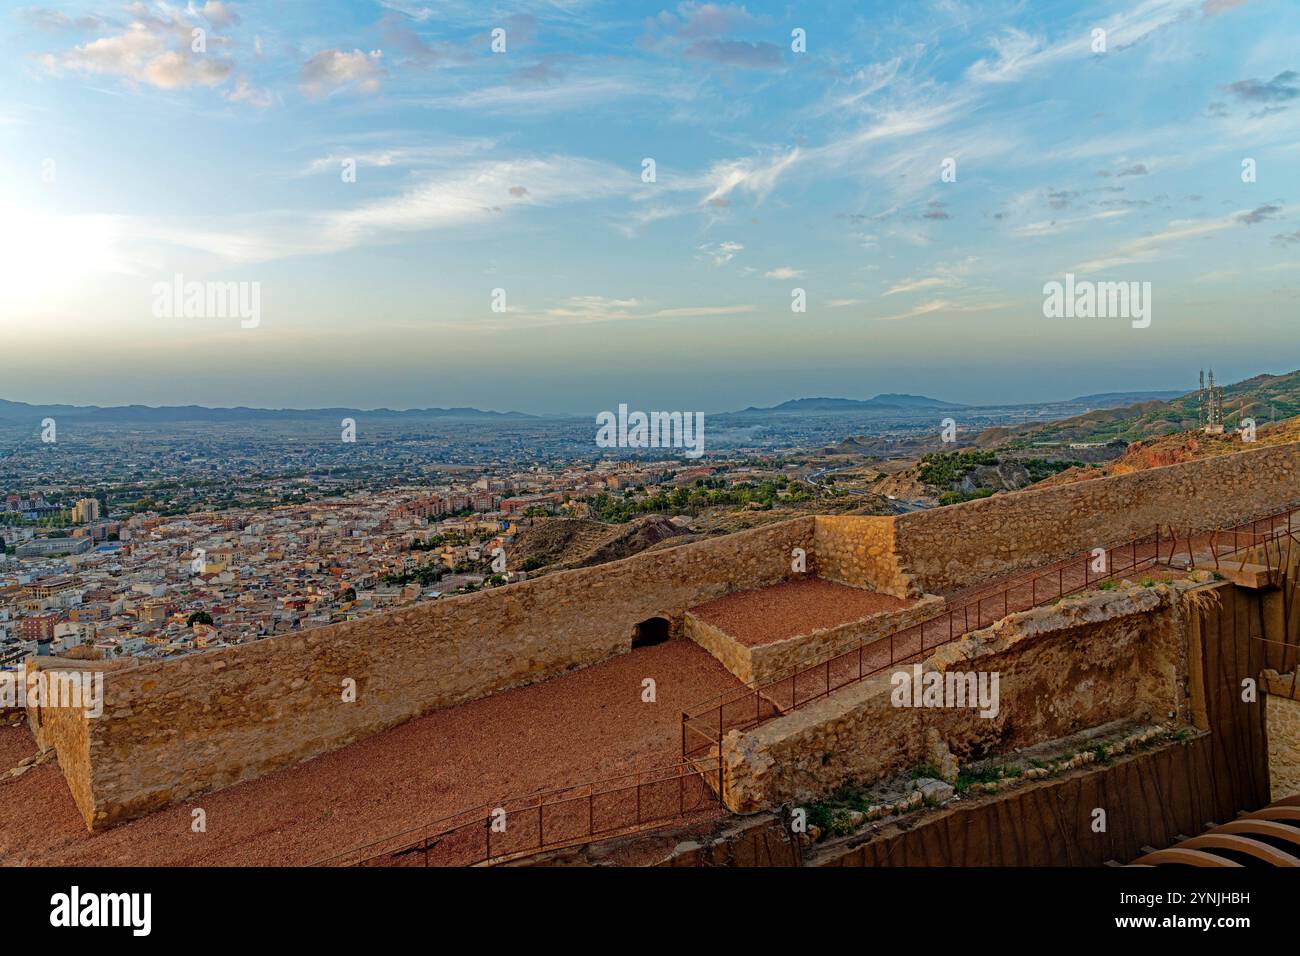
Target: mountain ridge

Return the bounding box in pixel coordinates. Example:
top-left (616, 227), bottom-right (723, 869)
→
top-left (977, 369), bottom-right (1300, 446)
top-left (0, 398), bottom-right (537, 423)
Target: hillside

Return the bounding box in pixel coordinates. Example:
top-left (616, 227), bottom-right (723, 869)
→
top-left (507, 515), bottom-right (692, 574)
top-left (1033, 416), bottom-right (1300, 487)
top-left (977, 369), bottom-right (1300, 447)
top-left (868, 449), bottom-right (1081, 506)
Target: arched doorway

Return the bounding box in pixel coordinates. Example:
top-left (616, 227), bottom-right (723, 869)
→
top-left (631, 616), bottom-right (670, 648)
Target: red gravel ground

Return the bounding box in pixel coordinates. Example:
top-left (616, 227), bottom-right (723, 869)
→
top-left (690, 578), bottom-right (917, 647)
top-left (0, 717), bottom-right (33, 768)
top-left (0, 637), bottom-right (742, 866)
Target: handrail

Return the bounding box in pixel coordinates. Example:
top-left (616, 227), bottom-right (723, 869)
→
top-left (312, 755), bottom-right (719, 867)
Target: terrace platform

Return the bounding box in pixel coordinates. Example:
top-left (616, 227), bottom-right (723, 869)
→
top-left (684, 577), bottom-right (943, 685)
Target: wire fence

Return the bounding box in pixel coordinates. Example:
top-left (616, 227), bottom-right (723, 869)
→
top-left (314, 757), bottom-right (720, 867)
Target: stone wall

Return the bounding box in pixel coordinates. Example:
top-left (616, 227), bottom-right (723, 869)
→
top-left (811, 516), bottom-right (916, 597)
top-left (57, 517), bottom-right (816, 830)
top-left (894, 440), bottom-right (1300, 593)
top-left (681, 615), bottom-right (752, 683)
top-left (1264, 672), bottom-right (1300, 800)
top-left (683, 594), bottom-right (943, 685)
top-left (746, 595), bottom-right (944, 684)
top-left (719, 582), bottom-right (1192, 812)
top-left (22, 657), bottom-right (138, 826)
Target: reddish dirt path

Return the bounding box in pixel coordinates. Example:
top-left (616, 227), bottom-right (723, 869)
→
top-left (0, 638), bottom-right (743, 866)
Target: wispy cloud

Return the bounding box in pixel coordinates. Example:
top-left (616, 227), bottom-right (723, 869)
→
top-left (697, 240), bottom-right (744, 266)
top-left (885, 276), bottom-right (955, 296)
top-left (442, 296), bottom-right (755, 332)
top-left (876, 299), bottom-right (949, 321)
top-left (323, 156), bottom-right (630, 247)
top-left (1012, 209), bottom-right (1129, 238)
top-left (701, 149), bottom-right (800, 206)
top-left (294, 140), bottom-right (497, 177)
top-left (1074, 210), bottom-right (1253, 271)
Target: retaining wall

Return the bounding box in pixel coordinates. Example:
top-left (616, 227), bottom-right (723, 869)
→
top-left (719, 583), bottom-right (1193, 812)
top-left (892, 440), bottom-right (1300, 593)
top-left (48, 518), bottom-right (816, 830)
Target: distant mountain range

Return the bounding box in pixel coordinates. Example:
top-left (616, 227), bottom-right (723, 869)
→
top-left (0, 388), bottom-right (1201, 426)
top-left (726, 390), bottom-right (1184, 417)
top-left (0, 399), bottom-right (536, 424)
top-left (1067, 390), bottom-right (1184, 406)
top-left (732, 394), bottom-right (966, 415)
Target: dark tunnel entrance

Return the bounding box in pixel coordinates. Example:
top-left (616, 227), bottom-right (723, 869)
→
top-left (631, 616), bottom-right (670, 648)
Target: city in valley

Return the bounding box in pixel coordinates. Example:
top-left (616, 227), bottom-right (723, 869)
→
top-left (4, 380), bottom-right (1264, 667)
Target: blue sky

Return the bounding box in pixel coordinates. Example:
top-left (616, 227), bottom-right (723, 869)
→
top-left (1, 0), bottom-right (1297, 414)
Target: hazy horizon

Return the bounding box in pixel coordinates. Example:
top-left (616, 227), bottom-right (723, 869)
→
top-left (0, 362), bottom-right (1272, 417)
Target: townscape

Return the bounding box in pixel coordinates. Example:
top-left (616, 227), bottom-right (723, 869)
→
top-left (0, 455), bottom-right (773, 665)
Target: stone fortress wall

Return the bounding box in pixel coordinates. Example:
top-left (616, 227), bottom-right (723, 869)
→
top-left (891, 440), bottom-right (1300, 593)
top-left (718, 584), bottom-right (1190, 811)
top-left (30, 439), bottom-right (1300, 830)
top-left (36, 518), bottom-right (816, 829)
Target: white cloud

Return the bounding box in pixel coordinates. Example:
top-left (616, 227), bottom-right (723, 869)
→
top-left (966, 28), bottom-right (1055, 84)
top-left (299, 49), bottom-right (385, 98)
top-left (702, 149), bottom-right (799, 206)
top-left (226, 76), bottom-right (272, 108)
top-left (698, 240), bottom-right (743, 266)
top-left (764, 266), bottom-right (803, 280)
top-left (192, 1), bottom-right (240, 28)
top-left (966, 0), bottom-right (1203, 86)
top-left (884, 276), bottom-right (956, 296)
top-left (44, 155), bottom-right (632, 273)
top-left (38, 21), bottom-right (233, 89)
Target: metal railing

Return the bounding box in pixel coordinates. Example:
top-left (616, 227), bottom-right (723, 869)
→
top-left (314, 756), bottom-right (721, 867)
top-left (681, 505), bottom-right (1300, 760)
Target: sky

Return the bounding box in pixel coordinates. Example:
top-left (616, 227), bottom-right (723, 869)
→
top-left (0, 0), bottom-right (1297, 414)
